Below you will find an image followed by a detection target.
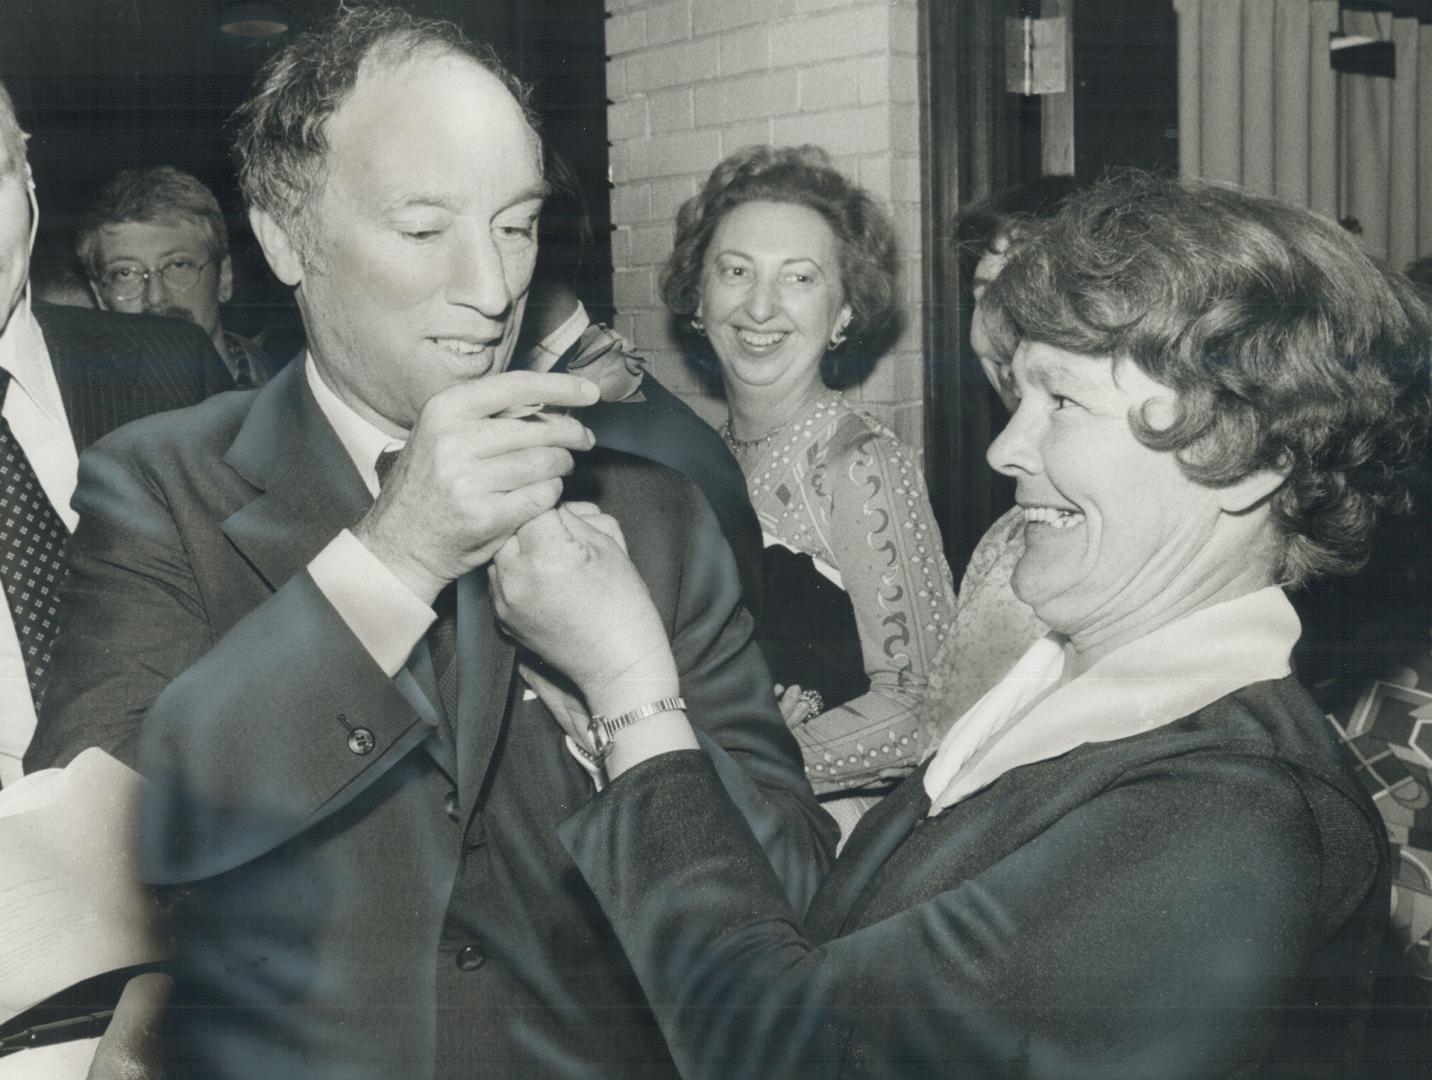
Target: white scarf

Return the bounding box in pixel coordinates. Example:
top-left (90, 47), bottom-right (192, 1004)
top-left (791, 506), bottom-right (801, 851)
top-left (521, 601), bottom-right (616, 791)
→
top-left (923, 586), bottom-right (1301, 815)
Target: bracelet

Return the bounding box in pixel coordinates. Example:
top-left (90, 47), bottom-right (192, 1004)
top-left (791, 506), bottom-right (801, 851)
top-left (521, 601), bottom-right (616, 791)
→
top-left (587, 696), bottom-right (686, 763)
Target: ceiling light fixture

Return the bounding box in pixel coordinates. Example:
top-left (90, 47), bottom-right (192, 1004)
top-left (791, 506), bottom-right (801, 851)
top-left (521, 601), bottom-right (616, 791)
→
top-left (220, 1), bottom-right (290, 39)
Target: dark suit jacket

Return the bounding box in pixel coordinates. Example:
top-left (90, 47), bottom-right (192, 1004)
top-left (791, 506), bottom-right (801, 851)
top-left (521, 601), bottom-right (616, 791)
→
top-left (30, 360), bottom-right (834, 1079)
top-left (33, 302), bottom-right (232, 452)
top-left (555, 351), bottom-right (763, 617)
top-left (562, 676), bottom-right (1388, 1080)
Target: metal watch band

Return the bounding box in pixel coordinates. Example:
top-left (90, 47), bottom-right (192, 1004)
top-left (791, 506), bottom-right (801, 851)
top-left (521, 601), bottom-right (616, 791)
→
top-left (587, 696), bottom-right (687, 763)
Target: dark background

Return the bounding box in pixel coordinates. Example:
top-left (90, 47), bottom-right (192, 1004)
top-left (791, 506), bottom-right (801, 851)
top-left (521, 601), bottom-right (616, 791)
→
top-left (0, 0), bottom-right (613, 342)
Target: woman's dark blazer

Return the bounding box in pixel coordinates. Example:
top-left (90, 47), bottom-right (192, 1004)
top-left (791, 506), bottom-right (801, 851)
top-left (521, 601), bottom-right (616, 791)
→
top-left (560, 675), bottom-right (1388, 1080)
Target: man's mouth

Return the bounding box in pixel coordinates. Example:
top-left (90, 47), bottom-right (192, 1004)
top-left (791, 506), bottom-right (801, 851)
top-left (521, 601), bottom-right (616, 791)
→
top-left (1023, 505), bottom-right (1084, 529)
top-left (147, 304), bottom-right (196, 324)
top-left (430, 337), bottom-right (491, 357)
top-left (735, 329), bottom-right (788, 349)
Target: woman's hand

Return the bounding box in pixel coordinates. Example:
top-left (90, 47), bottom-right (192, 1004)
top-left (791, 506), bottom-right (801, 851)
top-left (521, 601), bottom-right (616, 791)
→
top-left (490, 504), bottom-right (680, 719)
top-left (775, 683), bottom-right (816, 728)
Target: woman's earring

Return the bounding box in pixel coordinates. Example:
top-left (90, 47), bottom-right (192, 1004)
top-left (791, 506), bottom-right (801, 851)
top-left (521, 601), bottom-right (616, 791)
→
top-left (690, 315), bottom-right (706, 336)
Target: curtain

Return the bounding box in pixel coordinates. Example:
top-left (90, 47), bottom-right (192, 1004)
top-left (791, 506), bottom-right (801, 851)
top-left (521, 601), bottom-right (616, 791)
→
top-left (1175, 0), bottom-right (1432, 266)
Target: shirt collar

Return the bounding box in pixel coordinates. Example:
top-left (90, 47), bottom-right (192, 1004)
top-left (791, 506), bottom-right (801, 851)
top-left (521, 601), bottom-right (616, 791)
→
top-left (304, 354), bottom-right (402, 497)
top-left (519, 299), bottom-right (589, 374)
top-left (924, 585), bottom-right (1301, 814)
top-left (0, 289), bottom-right (62, 422)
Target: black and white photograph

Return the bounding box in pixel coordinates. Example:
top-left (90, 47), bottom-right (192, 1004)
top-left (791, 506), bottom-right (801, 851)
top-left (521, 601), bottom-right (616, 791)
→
top-left (0, 0), bottom-right (1428, 1076)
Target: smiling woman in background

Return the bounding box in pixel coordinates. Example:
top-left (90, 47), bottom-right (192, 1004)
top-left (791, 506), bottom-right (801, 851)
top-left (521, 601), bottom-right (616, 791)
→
top-left (659, 146), bottom-right (956, 828)
top-left (492, 171), bottom-right (1432, 1079)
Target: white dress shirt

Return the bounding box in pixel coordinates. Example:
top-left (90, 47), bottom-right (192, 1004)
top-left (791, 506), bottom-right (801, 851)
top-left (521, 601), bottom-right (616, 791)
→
top-left (303, 357), bottom-right (437, 675)
top-left (0, 291), bottom-right (79, 784)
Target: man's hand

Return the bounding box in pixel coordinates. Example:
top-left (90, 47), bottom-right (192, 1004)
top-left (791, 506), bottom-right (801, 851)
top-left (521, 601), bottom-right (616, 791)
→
top-left (352, 372), bottom-right (600, 602)
top-left (490, 505), bottom-right (679, 718)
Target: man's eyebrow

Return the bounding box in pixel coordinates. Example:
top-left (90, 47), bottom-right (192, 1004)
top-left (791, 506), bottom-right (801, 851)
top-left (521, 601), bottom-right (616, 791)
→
top-left (503, 180), bottom-right (552, 208)
top-left (379, 181), bottom-right (551, 217)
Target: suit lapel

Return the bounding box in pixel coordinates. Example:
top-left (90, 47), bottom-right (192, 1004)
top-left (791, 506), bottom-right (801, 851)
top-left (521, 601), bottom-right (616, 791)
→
top-left (454, 569), bottom-right (515, 814)
top-left (218, 362), bottom-right (522, 803)
top-left (220, 361), bottom-right (372, 590)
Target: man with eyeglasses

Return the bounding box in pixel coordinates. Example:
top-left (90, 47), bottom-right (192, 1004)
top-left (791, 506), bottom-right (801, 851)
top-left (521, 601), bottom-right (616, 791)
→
top-left (77, 166), bottom-right (282, 387)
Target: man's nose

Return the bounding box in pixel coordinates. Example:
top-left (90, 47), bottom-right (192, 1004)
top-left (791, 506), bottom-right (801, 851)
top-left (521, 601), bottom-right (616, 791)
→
top-left (986, 399), bottom-right (1042, 478)
top-left (142, 267), bottom-right (168, 305)
top-left (447, 232), bottom-right (514, 318)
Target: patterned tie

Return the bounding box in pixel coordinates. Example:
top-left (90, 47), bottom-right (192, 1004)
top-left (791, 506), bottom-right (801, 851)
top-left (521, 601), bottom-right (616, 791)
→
top-left (375, 448), bottom-right (460, 721)
top-left (0, 371), bottom-right (70, 711)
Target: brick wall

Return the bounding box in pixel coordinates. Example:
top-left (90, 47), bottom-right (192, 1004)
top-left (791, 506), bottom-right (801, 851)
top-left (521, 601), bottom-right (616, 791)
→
top-left (604, 0), bottom-right (925, 450)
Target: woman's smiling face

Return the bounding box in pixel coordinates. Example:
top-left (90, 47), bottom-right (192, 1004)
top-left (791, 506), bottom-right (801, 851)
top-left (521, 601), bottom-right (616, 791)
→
top-left (986, 341), bottom-right (1237, 646)
top-left (698, 199), bottom-right (852, 399)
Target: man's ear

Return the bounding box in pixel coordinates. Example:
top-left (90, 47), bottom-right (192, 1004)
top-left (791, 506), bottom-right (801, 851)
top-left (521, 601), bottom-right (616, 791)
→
top-left (1216, 463), bottom-right (1289, 515)
top-left (248, 208), bottom-right (303, 286)
top-left (217, 255), bottom-right (234, 304)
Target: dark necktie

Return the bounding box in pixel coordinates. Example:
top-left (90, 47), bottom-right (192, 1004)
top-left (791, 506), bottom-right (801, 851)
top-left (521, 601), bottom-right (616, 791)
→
top-left (0, 371), bottom-right (70, 712)
top-left (376, 448), bottom-right (460, 722)
top-left (233, 352), bottom-right (254, 389)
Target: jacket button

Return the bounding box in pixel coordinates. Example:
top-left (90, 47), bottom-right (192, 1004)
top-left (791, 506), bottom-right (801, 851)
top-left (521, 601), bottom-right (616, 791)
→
top-left (443, 789), bottom-right (460, 821)
top-left (347, 728), bottom-right (375, 755)
top-left (455, 945), bottom-right (485, 972)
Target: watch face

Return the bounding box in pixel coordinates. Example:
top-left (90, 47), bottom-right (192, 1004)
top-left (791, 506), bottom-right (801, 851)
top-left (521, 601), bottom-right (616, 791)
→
top-left (588, 718), bottom-right (613, 762)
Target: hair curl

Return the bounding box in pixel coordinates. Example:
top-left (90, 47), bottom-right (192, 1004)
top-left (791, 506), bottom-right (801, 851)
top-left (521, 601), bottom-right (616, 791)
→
top-left (982, 170), bottom-right (1432, 587)
top-left (75, 167), bottom-right (229, 280)
top-left (232, 3), bottom-right (539, 263)
top-left (659, 144), bottom-right (900, 388)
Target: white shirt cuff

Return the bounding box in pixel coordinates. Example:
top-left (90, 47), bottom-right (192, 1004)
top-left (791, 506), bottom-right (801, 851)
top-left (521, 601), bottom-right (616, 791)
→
top-left (309, 530), bottom-right (436, 676)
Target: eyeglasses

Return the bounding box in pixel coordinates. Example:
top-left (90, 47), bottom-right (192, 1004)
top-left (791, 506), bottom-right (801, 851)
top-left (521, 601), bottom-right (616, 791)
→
top-left (98, 257), bottom-right (211, 301)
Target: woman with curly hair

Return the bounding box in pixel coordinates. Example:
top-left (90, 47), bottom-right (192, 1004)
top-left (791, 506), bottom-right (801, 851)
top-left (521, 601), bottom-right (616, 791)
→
top-left (659, 145), bottom-right (957, 826)
top-left (494, 171), bottom-right (1432, 1078)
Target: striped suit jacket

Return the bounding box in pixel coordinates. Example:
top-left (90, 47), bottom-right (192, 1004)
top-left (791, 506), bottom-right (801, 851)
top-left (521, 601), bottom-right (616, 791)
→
top-left (33, 302), bottom-right (233, 451)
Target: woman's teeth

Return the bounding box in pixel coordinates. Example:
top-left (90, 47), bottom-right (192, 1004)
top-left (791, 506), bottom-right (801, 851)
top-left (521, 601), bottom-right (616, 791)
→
top-left (737, 329), bottom-right (786, 348)
top-left (1023, 506), bottom-right (1084, 529)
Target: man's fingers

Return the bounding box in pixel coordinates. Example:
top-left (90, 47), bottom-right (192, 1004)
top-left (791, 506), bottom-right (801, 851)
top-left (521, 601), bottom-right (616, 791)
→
top-left (463, 414), bottom-right (594, 458)
top-left (429, 370), bottom-right (600, 420)
top-left (461, 446), bottom-right (576, 497)
top-left (467, 479), bottom-right (567, 565)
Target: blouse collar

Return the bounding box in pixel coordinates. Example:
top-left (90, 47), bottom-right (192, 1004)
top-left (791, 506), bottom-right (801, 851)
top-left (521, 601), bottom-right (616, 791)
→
top-left (924, 585), bottom-right (1300, 814)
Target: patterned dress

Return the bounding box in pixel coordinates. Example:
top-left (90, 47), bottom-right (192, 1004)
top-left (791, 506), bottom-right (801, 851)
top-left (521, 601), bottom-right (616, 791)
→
top-left (734, 391), bottom-right (956, 795)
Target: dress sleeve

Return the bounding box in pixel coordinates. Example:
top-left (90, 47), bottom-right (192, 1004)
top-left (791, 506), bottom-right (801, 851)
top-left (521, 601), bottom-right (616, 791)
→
top-left (793, 426), bottom-right (957, 793)
top-left (561, 749), bottom-right (1342, 1080)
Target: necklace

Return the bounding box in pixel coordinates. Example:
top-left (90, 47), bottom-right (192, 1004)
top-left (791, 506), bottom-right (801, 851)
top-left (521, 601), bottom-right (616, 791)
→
top-left (719, 418), bottom-right (787, 452)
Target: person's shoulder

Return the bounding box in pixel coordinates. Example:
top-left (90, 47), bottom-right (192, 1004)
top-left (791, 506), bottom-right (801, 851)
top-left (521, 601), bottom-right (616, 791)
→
top-left (87, 383), bottom-right (253, 475)
top-left (824, 396), bottom-right (917, 465)
top-left (1123, 678), bottom-right (1382, 849)
top-left (35, 303), bottom-right (215, 357)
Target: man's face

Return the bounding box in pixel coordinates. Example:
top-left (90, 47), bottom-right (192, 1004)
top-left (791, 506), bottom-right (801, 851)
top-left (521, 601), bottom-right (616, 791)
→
top-left (0, 118), bottom-right (33, 334)
top-left (270, 52), bottom-right (545, 435)
top-left (90, 219), bottom-right (230, 343)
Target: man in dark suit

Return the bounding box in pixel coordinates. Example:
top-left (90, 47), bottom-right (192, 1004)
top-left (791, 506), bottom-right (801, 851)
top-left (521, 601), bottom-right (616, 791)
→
top-left (28, 9), bottom-right (832, 1079)
top-left (0, 79), bottom-right (230, 782)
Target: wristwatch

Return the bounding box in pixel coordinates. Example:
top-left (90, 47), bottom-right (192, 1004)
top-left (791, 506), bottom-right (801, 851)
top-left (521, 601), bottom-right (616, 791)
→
top-left (587, 696), bottom-right (686, 763)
